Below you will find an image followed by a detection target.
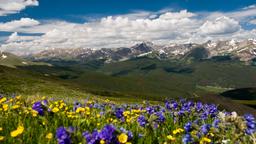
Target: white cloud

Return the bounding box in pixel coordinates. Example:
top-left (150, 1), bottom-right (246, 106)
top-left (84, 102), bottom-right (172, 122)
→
top-left (0, 6), bottom-right (255, 55)
top-left (0, 0), bottom-right (39, 16)
top-left (250, 19), bottom-right (256, 25)
top-left (0, 18), bottom-right (40, 32)
top-left (199, 16), bottom-right (241, 35)
top-left (159, 10), bottom-right (195, 19)
top-left (6, 32), bottom-right (39, 43)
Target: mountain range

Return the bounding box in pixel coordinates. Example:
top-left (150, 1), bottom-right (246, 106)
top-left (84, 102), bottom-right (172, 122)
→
top-left (28, 39), bottom-right (256, 64)
top-left (1, 39), bottom-right (256, 114)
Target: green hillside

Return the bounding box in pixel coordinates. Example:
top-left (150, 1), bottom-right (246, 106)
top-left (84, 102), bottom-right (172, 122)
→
top-left (1, 53), bottom-right (256, 103)
top-left (15, 57), bottom-right (256, 100)
top-left (1, 53), bottom-right (256, 113)
top-left (0, 52), bottom-right (49, 68)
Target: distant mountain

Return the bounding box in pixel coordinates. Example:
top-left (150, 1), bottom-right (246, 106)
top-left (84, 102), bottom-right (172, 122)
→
top-left (28, 39), bottom-right (256, 64)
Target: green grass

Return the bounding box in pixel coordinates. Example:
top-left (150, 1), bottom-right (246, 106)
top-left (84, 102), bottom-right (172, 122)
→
top-left (196, 85), bottom-right (232, 93)
top-left (0, 96), bottom-right (254, 144)
top-left (2, 55), bottom-right (256, 104)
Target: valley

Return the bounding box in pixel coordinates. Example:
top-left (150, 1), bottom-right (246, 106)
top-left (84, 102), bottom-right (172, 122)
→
top-left (1, 48), bottom-right (256, 114)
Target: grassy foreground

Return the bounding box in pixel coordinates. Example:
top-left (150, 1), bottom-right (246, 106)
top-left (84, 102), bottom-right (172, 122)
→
top-left (0, 95), bottom-right (255, 144)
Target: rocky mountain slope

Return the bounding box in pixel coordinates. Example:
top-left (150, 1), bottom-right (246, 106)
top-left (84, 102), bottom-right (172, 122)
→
top-left (29, 39), bottom-right (256, 63)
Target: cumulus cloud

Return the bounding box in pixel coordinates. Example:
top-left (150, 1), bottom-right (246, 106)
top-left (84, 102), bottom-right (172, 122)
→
top-left (0, 6), bottom-right (255, 55)
top-left (199, 16), bottom-right (241, 35)
top-left (0, 18), bottom-right (40, 32)
top-left (0, 0), bottom-right (39, 16)
top-left (250, 19), bottom-right (256, 25)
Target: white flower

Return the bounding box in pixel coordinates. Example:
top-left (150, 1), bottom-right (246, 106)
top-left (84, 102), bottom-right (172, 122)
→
top-left (222, 139), bottom-right (231, 144)
top-left (218, 112), bottom-right (226, 121)
top-left (230, 112), bottom-right (238, 120)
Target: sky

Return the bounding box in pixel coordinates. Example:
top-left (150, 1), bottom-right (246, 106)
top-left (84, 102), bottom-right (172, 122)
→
top-left (0, 0), bottom-right (255, 55)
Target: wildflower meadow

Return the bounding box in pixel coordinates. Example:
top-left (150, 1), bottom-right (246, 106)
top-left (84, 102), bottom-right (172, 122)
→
top-left (0, 95), bottom-right (255, 144)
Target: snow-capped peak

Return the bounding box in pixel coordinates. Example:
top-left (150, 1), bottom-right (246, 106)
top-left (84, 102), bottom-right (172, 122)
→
top-left (228, 39), bottom-right (237, 46)
top-left (1, 54), bottom-right (7, 59)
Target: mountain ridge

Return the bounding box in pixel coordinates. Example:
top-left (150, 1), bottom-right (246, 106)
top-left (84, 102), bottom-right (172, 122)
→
top-left (26, 39), bottom-right (256, 64)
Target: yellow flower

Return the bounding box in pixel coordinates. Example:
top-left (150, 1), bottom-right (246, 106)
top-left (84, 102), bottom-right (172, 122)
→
top-left (132, 109), bottom-right (141, 113)
top-left (52, 107), bottom-right (59, 113)
top-left (85, 111), bottom-right (90, 115)
top-left (113, 119), bottom-right (118, 123)
top-left (24, 109), bottom-right (29, 114)
top-left (167, 135), bottom-right (175, 141)
top-left (85, 106), bottom-right (90, 111)
top-left (126, 118), bottom-right (132, 123)
top-left (42, 121), bottom-right (47, 125)
top-left (15, 96), bottom-right (21, 99)
top-left (118, 133), bottom-right (128, 143)
top-left (96, 114), bottom-right (101, 118)
top-left (191, 130), bottom-right (197, 136)
top-left (31, 110), bottom-right (38, 117)
top-left (0, 97), bottom-right (7, 104)
top-left (125, 142), bottom-right (132, 144)
top-left (0, 127), bottom-right (2, 131)
top-left (173, 128), bottom-right (184, 135)
top-left (10, 125), bottom-right (24, 137)
top-left (59, 103), bottom-right (65, 109)
top-left (100, 139), bottom-right (105, 144)
top-left (76, 107), bottom-right (85, 113)
top-left (12, 105), bottom-right (20, 110)
top-left (0, 136), bottom-right (4, 141)
top-left (46, 133), bottom-right (53, 139)
top-left (123, 111), bottom-right (131, 117)
top-left (2, 104), bottom-right (8, 111)
top-left (208, 132), bottom-right (214, 137)
top-left (200, 137), bottom-right (211, 144)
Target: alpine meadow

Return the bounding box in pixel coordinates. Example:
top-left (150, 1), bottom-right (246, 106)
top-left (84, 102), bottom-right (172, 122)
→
top-left (0, 0), bottom-right (256, 144)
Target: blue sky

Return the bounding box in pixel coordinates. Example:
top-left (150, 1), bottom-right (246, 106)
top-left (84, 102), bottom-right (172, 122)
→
top-left (1, 0), bottom-right (255, 23)
top-left (0, 0), bottom-right (255, 54)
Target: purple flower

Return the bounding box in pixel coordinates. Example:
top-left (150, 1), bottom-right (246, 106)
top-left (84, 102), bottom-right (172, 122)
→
top-left (201, 112), bottom-right (208, 120)
top-left (244, 114), bottom-right (256, 135)
top-left (212, 119), bottom-right (220, 128)
top-left (68, 126), bottom-right (75, 133)
top-left (56, 127), bottom-right (71, 144)
top-left (146, 106), bottom-right (155, 114)
top-left (127, 131), bottom-right (133, 140)
top-left (182, 134), bottom-right (193, 144)
top-left (99, 124), bottom-right (116, 141)
top-left (32, 101), bottom-right (44, 116)
top-left (184, 122), bottom-right (192, 132)
top-left (155, 112), bottom-right (165, 123)
top-left (73, 101), bottom-right (81, 111)
top-left (138, 115), bottom-right (147, 127)
top-left (165, 100), bottom-right (171, 110)
top-left (83, 124), bottom-right (118, 144)
top-left (201, 124), bottom-right (211, 135)
top-left (196, 102), bottom-right (203, 112)
top-left (115, 108), bottom-right (124, 119)
top-left (171, 101), bottom-right (178, 109)
top-left (83, 130), bottom-right (99, 144)
top-left (42, 100), bottom-right (48, 106)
